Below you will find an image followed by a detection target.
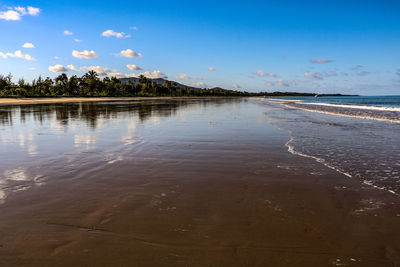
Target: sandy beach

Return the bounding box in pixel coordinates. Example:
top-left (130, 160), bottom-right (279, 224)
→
top-left (0, 98), bottom-right (399, 266)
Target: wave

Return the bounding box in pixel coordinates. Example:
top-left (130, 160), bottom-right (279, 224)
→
top-left (261, 98), bottom-right (400, 124)
top-left (264, 98), bottom-right (400, 111)
top-left (296, 102), bottom-right (400, 112)
top-left (268, 120), bottom-right (399, 196)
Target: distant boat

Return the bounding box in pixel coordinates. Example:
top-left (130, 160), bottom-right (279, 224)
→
top-left (314, 94), bottom-right (319, 98)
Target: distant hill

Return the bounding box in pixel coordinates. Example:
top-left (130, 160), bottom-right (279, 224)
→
top-left (119, 77), bottom-right (201, 90)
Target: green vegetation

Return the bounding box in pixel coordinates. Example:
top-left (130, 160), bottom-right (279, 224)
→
top-left (0, 72), bottom-right (356, 98)
top-left (0, 72), bottom-right (249, 97)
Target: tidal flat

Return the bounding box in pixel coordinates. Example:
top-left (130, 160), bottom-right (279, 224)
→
top-left (0, 98), bottom-right (400, 266)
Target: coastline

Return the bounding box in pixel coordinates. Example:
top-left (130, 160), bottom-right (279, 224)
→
top-left (0, 97), bottom-right (230, 105)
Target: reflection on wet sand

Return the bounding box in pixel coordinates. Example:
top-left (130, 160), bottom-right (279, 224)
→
top-left (0, 98), bottom-right (245, 204)
top-left (0, 98), bottom-right (243, 129)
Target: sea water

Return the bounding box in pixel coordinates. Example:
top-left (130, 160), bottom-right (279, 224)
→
top-left (260, 96), bottom-right (400, 194)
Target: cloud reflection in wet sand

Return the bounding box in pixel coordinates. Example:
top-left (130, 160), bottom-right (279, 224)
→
top-left (0, 167), bottom-right (46, 203)
top-left (74, 134), bottom-right (98, 149)
top-left (0, 98), bottom-right (246, 204)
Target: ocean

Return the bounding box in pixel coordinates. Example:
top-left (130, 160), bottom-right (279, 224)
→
top-left (260, 95), bottom-right (400, 194)
top-left (266, 95), bottom-right (400, 123)
top-left (271, 95), bottom-right (400, 108)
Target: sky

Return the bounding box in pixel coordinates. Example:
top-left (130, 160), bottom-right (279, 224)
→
top-left (0, 0), bottom-right (399, 95)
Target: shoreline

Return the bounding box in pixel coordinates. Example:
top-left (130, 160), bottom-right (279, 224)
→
top-left (0, 96), bottom-right (242, 106)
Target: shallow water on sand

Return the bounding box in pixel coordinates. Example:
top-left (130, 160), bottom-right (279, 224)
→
top-left (0, 98), bottom-right (282, 203)
top-left (260, 99), bottom-right (400, 194)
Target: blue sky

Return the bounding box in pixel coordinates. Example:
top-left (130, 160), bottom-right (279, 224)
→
top-left (0, 0), bottom-right (399, 94)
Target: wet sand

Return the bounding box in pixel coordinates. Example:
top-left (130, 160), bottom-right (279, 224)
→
top-left (0, 98), bottom-right (400, 266)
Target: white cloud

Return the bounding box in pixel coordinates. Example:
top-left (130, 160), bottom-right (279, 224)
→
top-left (48, 64), bottom-right (67, 73)
top-left (107, 73), bottom-right (127, 78)
top-left (81, 66), bottom-right (111, 76)
top-left (22, 43), bottom-right (35, 48)
top-left (183, 81), bottom-right (207, 88)
top-left (311, 58), bottom-right (335, 64)
top-left (14, 7), bottom-right (26, 14)
top-left (255, 70), bottom-right (279, 77)
top-left (130, 26), bottom-right (138, 30)
top-left (111, 70), bottom-right (168, 79)
top-left (63, 30), bottom-right (73, 35)
top-left (0, 50), bottom-right (35, 60)
top-left (54, 56), bottom-right (60, 60)
top-left (0, 6), bottom-right (40, 21)
top-left (208, 67), bottom-right (216, 71)
top-left (176, 74), bottom-right (206, 80)
top-left (27, 7), bottom-right (40, 15)
top-left (304, 71), bottom-right (323, 80)
top-left (0, 10), bottom-right (20, 20)
top-left (67, 64), bottom-right (79, 71)
top-left (118, 49), bottom-right (142, 58)
top-left (102, 30), bottom-right (130, 38)
top-left (126, 64), bottom-right (142, 71)
top-left (74, 38), bottom-right (82, 42)
top-left (232, 84), bottom-right (241, 89)
top-left (141, 70), bottom-right (167, 79)
top-left (112, 70), bottom-right (167, 79)
top-left (72, 50), bottom-right (99, 59)
top-left (176, 73), bottom-right (189, 80)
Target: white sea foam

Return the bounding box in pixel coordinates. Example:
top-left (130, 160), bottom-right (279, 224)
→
top-left (259, 98), bottom-right (400, 124)
top-left (296, 102), bottom-right (400, 112)
top-left (264, 114), bottom-right (399, 196)
top-left (262, 97), bottom-right (400, 112)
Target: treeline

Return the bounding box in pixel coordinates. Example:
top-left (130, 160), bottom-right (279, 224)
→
top-left (0, 71), bottom-right (250, 97)
top-left (0, 72), bottom-right (354, 98)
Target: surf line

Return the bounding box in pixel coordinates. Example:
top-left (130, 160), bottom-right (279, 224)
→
top-left (259, 98), bottom-right (400, 124)
top-left (260, 105), bottom-right (399, 197)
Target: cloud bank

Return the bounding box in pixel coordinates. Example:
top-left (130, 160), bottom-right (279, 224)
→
top-left (0, 50), bottom-right (35, 60)
top-left (0, 6), bottom-right (40, 21)
top-left (108, 70), bottom-right (167, 79)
